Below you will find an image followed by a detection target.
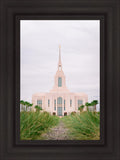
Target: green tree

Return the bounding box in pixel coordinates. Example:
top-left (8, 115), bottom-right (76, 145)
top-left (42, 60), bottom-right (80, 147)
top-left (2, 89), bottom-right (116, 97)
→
top-left (24, 101), bottom-right (28, 111)
top-left (91, 100), bottom-right (98, 111)
top-left (29, 103), bottom-right (33, 111)
top-left (85, 102), bottom-right (91, 111)
top-left (20, 100), bottom-right (25, 111)
top-left (20, 101), bottom-right (33, 112)
top-left (35, 105), bottom-right (42, 112)
top-left (78, 105), bottom-right (84, 113)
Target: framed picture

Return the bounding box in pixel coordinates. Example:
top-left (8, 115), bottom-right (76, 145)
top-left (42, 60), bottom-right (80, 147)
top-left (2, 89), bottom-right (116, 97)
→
top-left (20, 20), bottom-right (101, 142)
top-left (0, 0), bottom-right (120, 160)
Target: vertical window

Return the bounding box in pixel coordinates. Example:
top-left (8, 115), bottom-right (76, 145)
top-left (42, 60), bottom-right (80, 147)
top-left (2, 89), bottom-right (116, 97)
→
top-left (58, 77), bottom-right (62, 87)
top-left (37, 100), bottom-right (42, 108)
top-left (70, 99), bottom-right (72, 107)
top-left (54, 100), bottom-right (56, 110)
top-left (48, 99), bottom-right (50, 107)
top-left (57, 97), bottom-right (62, 104)
top-left (78, 100), bottom-right (83, 109)
top-left (64, 100), bottom-right (65, 110)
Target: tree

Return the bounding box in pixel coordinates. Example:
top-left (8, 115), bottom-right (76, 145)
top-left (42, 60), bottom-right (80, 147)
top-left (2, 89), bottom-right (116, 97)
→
top-left (20, 100), bottom-right (24, 104)
top-left (35, 105), bottom-right (42, 112)
top-left (20, 100), bottom-right (25, 111)
top-left (85, 102), bottom-right (91, 111)
top-left (25, 102), bottom-right (33, 112)
top-left (24, 101), bottom-right (29, 111)
top-left (91, 100), bottom-right (98, 111)
top-left (29, 103), bottom-right (33, 111)
top-left (20, 100), bottom-right (27, 111)
top-left (78, 105), bottom-right (84, 113)
top-left (20, 100), bottom-right (33, 112)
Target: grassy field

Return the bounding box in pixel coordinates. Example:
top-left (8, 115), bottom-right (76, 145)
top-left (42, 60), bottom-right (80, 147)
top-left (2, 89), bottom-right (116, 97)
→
top-left (20, 111), bottom-right (59, 140)
top-left (62, 111), bottom-right (100, 140)
top-left (20, 111), bottom-right (100, 140)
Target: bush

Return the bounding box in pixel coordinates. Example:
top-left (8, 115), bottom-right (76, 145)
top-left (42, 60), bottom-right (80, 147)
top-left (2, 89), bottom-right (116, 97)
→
top-left (70, 111), bottom-right (76, 116)
top-left (20, 111), bottom-right (59, 140)
top-left (78, 105), bottom-right (84, 112)
top-left (62, 111), bottom-right (100, 140)
top-left (43, 111), bottom-right (50, 115)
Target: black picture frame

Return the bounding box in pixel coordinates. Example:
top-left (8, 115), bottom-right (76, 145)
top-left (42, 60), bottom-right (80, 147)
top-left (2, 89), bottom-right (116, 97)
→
top-left (16, 16), bottom-right (104, 146)
top-left (0, 0), bottom-right (120, 160)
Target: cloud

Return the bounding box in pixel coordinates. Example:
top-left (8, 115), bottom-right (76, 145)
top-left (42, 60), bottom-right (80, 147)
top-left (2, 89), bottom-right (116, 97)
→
top-left (20, 20), bottom-right (100, 107)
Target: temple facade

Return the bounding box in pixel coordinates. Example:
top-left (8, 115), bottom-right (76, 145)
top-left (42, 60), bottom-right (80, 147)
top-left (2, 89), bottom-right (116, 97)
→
top-left (32, 46), bottom-right (88, 116)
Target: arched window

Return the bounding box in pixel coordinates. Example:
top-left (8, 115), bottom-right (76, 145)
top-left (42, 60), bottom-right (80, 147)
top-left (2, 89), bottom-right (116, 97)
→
top-left (57, 97), bottom-right (62, 116)
top-left (57, 97), bottom-right (62, 104)
top-left (58, 77), bottom-right (62, 87)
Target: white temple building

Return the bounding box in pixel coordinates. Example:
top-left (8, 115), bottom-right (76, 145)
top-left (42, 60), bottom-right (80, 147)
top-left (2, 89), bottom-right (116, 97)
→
top-left (32, 46), bottom-right (88, 116)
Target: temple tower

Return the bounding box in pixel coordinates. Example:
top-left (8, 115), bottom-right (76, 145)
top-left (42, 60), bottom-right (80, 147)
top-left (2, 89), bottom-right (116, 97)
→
top-left (50, 45), bottom-right (69, 93)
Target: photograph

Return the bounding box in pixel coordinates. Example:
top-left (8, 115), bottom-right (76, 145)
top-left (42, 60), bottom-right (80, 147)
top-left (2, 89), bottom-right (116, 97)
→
top-left (20, 20), bottom-right (100, 140)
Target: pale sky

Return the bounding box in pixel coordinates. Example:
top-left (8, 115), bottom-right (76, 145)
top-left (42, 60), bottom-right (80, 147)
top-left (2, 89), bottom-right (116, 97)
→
top-left (20, 20), bottom-right (100, 110)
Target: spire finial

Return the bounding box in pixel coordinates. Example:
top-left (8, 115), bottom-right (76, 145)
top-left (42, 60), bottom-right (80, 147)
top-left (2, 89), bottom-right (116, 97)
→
top-left (59, 45), bottom-right (61, 62)
top-left (58, 45), bottom-right (62, 70)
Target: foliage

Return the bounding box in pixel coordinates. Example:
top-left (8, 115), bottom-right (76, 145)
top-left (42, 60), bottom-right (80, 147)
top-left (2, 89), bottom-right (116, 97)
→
top-left (70, 111), bottom-right (76, 116)
top-left (35, 105), bottom-right (42, 112)
top-left (62, 111), bottom-right (100, 140)
top-left (20, 111), bottom-right (59, 140)
top-left (86, 102), bottom-right (92, 106)
top-left (91, 100), bottom-right (98, 105)
top-left (85, 100), bottom-right (98, 111)
top-left (91, 100), bottom-right (98, 111)
top-left (20, 100), bottom-right (24, 104)
top-left (78, 105), bottom-right (84, 112)
top-left (20, 100), bottom-right (33, 111)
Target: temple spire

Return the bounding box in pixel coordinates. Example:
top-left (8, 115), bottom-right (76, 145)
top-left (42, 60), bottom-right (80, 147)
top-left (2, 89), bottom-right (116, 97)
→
top-left (58, 45), bottom-right (62, 70)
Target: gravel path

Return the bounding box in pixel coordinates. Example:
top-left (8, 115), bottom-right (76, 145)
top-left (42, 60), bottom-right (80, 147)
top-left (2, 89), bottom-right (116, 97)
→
top-left (41, 119), bottom-right (70, 140)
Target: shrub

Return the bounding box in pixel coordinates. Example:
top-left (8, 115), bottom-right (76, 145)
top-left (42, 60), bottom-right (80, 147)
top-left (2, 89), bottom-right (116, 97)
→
top-left (78, 105), bottom-right (84, 112)
top-left (20, 111), bottom-right (59, 140)
top-left (62, 111), bottom-right (100, 140)
top-left (35, 105), bottom-right (42, 112)
top-left (70, 111), bottom-right (76, 116)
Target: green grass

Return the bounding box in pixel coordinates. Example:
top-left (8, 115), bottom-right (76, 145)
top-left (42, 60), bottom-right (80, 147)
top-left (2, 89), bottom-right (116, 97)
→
top-left (20, 111), bottom-right (100, 140)
top-left (20, 111), bottom-right (59, 140)
top-left (62, 111), bottom-right (100, 140)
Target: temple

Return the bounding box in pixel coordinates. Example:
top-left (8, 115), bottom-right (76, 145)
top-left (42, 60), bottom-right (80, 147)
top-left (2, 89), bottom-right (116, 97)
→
top-left (32, 46), bottom-right (88, 116)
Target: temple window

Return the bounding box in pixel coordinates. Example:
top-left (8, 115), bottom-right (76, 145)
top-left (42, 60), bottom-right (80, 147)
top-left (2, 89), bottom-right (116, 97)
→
top-left (64, 100), bottom-right (66, 110)
top-left (70, 99), bottom-right (72, 107)
top-left (54, 100), bottom-right (56, 110)
top-left (57, 97), bottom-right (62, 104)
top-left (58, 77), bottom-right (62, 87)
top-left (37, 100), bottom-right (42, 108)
top-left (78, 100), bottom-right (83, 109)
top-left (48, 99), bottom-right (50, 107)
